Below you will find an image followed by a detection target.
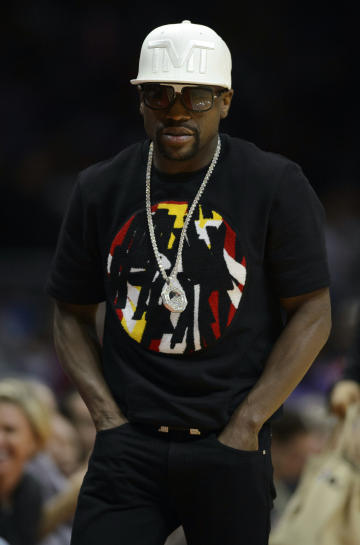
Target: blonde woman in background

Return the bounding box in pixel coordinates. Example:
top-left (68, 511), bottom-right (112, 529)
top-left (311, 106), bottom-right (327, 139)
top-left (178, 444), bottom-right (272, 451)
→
top-left (0, 378), bottom-right (50, 545)
top-left (25, 379), bottom-right (82, 545)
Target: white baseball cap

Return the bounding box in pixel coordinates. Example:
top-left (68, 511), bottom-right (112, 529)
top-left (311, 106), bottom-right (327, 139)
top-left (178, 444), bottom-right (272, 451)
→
top-left (131, 20), bottom-right (232, 89)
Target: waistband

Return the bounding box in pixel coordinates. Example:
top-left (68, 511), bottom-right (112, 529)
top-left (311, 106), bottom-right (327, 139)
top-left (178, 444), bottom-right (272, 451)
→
top-left (131, 421), bottom-right (272, 448)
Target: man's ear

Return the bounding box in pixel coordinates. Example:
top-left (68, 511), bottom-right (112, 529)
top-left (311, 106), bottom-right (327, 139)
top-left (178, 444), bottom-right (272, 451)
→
top-left (220, 89), bottom-right (234, 119)
top-left (137, 85), bottom-right (144, 116)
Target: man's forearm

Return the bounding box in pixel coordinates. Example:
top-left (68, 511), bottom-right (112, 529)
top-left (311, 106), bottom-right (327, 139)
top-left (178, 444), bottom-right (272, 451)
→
top-left (220, 288), bottom-right (331, 449)
top-left (53, 301), bottom-right (127, 431)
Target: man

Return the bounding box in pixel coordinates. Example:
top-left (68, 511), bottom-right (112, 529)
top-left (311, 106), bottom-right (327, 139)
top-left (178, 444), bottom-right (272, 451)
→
top-left (46, 20), bottom-right (331, 545)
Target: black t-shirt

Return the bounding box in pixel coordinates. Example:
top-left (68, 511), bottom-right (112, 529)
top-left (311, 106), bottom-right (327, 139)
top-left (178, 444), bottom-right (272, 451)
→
top-left (0, 473), bottom-right (42, 545)
top-left (46, 134), bottom-right (330, 430)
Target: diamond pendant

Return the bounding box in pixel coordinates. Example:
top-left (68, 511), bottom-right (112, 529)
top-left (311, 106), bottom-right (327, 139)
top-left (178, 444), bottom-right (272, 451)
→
top-left (161, 279), bottom-right (187, 313)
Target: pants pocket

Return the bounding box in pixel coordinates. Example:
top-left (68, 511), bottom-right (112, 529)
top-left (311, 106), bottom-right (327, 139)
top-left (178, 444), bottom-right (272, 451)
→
top-left (210, 433), bottom-right (264, 456)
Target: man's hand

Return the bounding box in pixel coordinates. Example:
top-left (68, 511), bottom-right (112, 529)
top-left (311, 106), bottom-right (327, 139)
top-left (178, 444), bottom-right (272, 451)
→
top-left (330, 379), bottom-right (360, 418)
top-left (95, 416), bottom-right (129, 433)
top-left (217, 419), bottom-right (259, 451)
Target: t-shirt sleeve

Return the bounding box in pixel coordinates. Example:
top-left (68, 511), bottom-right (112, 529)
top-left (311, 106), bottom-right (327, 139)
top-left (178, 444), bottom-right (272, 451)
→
top-left (266, 163), bottom-right (330, 297)
top-left (45, 177), bottom-right (106, 303)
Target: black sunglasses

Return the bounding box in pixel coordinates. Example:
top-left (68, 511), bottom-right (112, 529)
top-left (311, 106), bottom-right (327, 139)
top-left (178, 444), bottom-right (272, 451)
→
top-left (140, 83), bottom-right (226, 112)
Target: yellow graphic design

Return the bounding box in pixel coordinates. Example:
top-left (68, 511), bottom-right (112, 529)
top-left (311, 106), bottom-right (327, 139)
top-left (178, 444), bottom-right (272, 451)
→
top-left (157, 202), bottom-right (188, 248)
top-left (168, 232), bottom-right (176, 249)
top-left (195, 206), bottom-right (223, 248)
top-left (197, 206), bottom-right (222, 227)
top-left (121, 285), bottom-right (147, 343)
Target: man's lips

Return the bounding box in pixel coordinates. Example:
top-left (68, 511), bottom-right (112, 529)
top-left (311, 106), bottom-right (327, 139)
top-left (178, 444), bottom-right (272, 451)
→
top-left (161, 127), bottom-right (195, 146)
top-left (162, 127), bottom-right (195, 136)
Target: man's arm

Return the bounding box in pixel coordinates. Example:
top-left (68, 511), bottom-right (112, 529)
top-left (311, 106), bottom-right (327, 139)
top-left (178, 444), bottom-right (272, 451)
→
top-left (219, 287), bottom-right (331, 450)
top-left (53, 300), bottom-right (127, 431)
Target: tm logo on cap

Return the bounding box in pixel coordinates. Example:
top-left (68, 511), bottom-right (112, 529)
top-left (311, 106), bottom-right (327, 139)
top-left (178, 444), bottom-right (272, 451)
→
top-left (148, 39), bottom-right (215, 74)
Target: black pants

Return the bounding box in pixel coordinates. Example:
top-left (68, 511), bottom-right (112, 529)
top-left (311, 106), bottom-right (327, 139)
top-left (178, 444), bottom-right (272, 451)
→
top-left (71, 423), bottom-right (274, 545)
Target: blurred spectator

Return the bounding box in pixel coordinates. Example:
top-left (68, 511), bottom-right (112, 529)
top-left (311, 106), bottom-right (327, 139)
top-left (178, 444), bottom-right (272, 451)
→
top-left (27, 388), bottom-right (90, 545)
top-left (330, 311), bottom-right (360, 417)
top-left (37, 468), bottom-right (85, 545)
top-left (24, 380), bottom-right (81, 545)
top-left (25, 379), bottom-right (58, 414)
top-left (47, 413), bottom-right (81, 478)
top-left (0, 378), bottom-right (50, 545)
top-left (60, 391), bottom-right (95, 464)
top-left (270, 411), bottom-right (314, 527)
top-left (330, 379), bottom-right (360, 419)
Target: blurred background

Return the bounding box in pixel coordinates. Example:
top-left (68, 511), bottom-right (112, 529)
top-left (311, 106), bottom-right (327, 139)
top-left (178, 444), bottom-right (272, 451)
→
top-left (0, 1), bottom-right (359, 541)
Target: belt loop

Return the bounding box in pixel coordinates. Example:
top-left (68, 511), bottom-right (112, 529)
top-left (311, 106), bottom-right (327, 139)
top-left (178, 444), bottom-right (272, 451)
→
top-left (158, 425), bottom-right (169, 433)
top-left (157, 425), bottom-right (202, 435)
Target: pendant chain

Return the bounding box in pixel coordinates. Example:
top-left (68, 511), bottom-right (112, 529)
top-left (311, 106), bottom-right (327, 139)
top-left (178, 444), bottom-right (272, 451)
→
top-left (145, 136), bottom-right (221, 286)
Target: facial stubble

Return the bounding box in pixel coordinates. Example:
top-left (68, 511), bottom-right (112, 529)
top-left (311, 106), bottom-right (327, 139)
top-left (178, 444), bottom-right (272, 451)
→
top-left (155, 128), bottom-right (200, 161)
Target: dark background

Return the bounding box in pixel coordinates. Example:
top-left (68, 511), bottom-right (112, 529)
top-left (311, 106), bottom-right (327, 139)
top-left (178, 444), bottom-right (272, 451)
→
top-left (1, 1), bottom-right (359, 403)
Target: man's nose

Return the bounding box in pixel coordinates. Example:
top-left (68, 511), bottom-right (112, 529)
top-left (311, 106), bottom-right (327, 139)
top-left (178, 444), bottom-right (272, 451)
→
top-left (165, 93), bottom-right (191, 121)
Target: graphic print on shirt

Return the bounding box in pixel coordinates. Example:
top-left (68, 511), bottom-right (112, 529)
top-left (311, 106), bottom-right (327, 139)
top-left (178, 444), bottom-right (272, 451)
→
top-left (107, 202), bottom-right (247, 354)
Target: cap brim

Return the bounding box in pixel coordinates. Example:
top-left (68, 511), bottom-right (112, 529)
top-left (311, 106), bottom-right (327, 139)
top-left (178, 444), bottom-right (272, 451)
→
top-left (130, 78), bottom-right (230, 88)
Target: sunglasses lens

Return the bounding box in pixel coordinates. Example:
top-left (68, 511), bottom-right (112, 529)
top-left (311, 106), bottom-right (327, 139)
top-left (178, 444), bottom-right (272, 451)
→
top-left (142, 85), bottom-right (215, 111)
top-left (183, 87), bottom-right (213, 111)
top-left (143, 85), bottom-right (174, 109)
